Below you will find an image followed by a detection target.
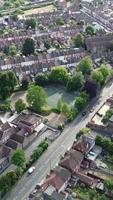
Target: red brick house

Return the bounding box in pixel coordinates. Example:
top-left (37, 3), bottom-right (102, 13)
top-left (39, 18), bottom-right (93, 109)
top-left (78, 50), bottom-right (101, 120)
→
top-left (59, 149), bottom-right (84, 174)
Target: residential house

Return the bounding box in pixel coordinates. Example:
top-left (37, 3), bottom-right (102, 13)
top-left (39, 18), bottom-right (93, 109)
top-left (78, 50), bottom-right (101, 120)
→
top-left (41, 185), bottom-right (72, 200)
top-left (0, 123), bottom-right (16, 144)
top-left (59, 149), bottom-right (84, 174)
top-left (76, 172), bottom-right (94, 187)
top-left (12, 112), bottom-right (43, 133)
top-left (10, 128), bottom-right (38, 149)
top-left (72, 135), bottom-right (95, 155)
top-left (5, 139), bottom-right (22, 150)
top-left (85, 34), bottom-right (113, 54)
top-left (42, 166), bottom-right (71, 193)
top-left (0, 144), bottom-right (11, 174)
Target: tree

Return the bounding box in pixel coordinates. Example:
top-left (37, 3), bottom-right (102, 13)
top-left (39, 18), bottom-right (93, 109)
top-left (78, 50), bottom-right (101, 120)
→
top-left (95, 135), bottom-right (113, 155)
top-left (11, 149), bottom-right (25, 168)
top-left (8, 43), bottom-right (17, 56)
top-left (67, 71), bottom-right (85, 91)
top-left (4, 43), bottom-right (17, 56)
top-left (91, 69), bottom-right (104, 87)
top-left (27, 85), bottom-right (46, 112)
top-left (22, 38), bottom-right (35, 56)
top-left (99, 64), bottom-right (111, 84)
top-left (86, 25), bottom-right (95, 36)
top-left (91, 64), bottom-right (111, 87)
top-left (88, 189), bottom-right (97, 200)
top-left (104, 180), bottom-right (113, 192)
top-left (0, 71), bottom-right (17, 100)
top-left (75, 92), bottom-right (89, 112)
top-left (25, 18), bottom-right (36, 29)
top-left (76, 127), bottom-right (90, 139)
top-left (84, 79), bottom-right (97, 98)
top-left (77, 56), bottom-right (93, 75)
top-left (102, 108), bottom-right (113, 124)
top-left (49, 66), bottom-right (69, 85)
top-left (35, 73), bottom-right (48, 86)
top-left (57, 99), bottom-right (63, 112)
top-left (95, 135), bottom-right (103, 146)
top-left (55, 18), bottom-right (64, 25)
top-left (72, 33), bottom-right (84, 48)
top-left (15, 98), bottom-right (26, 113)
top-left (62, 103), bottom-right (70, 116)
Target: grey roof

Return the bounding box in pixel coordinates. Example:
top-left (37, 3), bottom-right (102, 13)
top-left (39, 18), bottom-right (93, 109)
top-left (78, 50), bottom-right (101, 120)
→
top-left (54, 166), bottom-right (71, 182)
top-left (43, 185), bottom-right (65, 200)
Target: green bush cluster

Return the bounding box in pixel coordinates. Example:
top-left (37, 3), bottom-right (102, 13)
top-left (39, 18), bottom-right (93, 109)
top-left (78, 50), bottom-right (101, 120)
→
top-left (95, 135), bottom-right (113, 155)
top-left (26, 140), bottom-right (48, 170)
top-left (0, 170), bottom-right (19, 197)
top-left (102, 108), bottom-right (113, 124)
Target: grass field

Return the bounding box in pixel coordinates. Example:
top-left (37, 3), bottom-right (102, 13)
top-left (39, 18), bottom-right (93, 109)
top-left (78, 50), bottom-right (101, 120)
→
top-left (11, 85), bottom-right (76, 110)
top-left (45, 85), bottom-right (76, 108)
top-left (23, 4), bottom-right (56, 16)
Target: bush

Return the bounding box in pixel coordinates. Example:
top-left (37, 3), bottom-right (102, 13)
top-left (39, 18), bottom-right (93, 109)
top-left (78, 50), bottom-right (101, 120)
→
top-left (102, 108), bottom-right (113, 124)
top-left (76, 128), bottom-right (90, 139)
top-left (26, 140), bottom-right (48, 169)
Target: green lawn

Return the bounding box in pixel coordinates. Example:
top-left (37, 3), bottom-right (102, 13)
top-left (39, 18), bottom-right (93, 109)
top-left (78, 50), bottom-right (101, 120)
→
top-left (45, 85), bottom-right (76, 108)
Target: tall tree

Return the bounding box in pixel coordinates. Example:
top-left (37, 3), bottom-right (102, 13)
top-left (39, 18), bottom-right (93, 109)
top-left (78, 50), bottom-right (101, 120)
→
top-left (75, 92), bottom-right (89, 112)
top-left (27, 85), bottom-right (46, 112)
top-left (91, 69), bottom-right (104, 87)
top-left (0, 71), bottom-right (17, 100)
top-left (86, 25), bottom-right (95, 36)
top-left (62, 103), bottom-right (70, 116)
top-left (77, 56), bottom-right (93, 75)
top-left (67, 71), bottom-right (85, 91)
top-left (49, 66), bottom-right (69, 85)
top-left (25, 18), bottom-right (36, 29)
top-left (11, 149), bottom-right (25, 168)
top-left (72, 33), bottom-right (84, 48)
top-left (84, 79), bottom-right (97, 98)
top-left (15, 98), bottom-right (26, 113)
top-left (22, 38), bottom-right (35, 56)
top-left (35, 73), bottom-right (48, 86)
top-left (57, 99), bottom-right (63, 112)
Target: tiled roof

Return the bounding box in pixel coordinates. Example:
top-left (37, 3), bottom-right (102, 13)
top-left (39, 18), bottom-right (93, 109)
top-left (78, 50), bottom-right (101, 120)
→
top-left (59, 149), bottom-right (83, 173)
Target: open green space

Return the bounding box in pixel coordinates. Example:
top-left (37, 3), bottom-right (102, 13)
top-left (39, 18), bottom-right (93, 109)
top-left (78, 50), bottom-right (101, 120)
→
top-left (45, 85), bottom-right (76, 108)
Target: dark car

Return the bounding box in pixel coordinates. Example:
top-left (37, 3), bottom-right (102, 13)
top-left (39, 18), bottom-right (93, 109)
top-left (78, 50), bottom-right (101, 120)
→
top-left (82, 111), bottom-right (86, 116)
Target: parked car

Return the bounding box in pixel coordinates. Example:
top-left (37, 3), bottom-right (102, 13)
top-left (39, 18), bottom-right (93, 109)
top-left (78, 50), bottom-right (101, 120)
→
top-left (82, 111), bottom-right (86, 116)
top-left (28, 166), bottom-right (35, 174)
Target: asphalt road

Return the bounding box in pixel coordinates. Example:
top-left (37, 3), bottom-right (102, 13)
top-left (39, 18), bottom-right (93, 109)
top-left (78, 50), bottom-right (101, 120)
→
top-left (3, 80), bottom-right (113, 200)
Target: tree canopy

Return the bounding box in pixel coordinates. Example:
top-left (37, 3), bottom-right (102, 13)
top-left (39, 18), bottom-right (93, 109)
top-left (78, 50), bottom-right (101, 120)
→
top-left (15, 98), bottom-right (26, 113)
top-left (49, 66), bottom-right (69, 85)
top-left (4, 43), bottom-right (17, 56)
top-left (35, 73), bottom-right (48, 86)
top-left (77, 56), bottom-right (93, 75)
top-left (75, 91), bottom-right (89, 112)
top-left (22, 38), bottom-right (35, 56)
top-left (91, 64), bottom-right (111, 87)
top-left (85, 25), bottom-right (95, 36)
top-left (67, 71), bottom-right (85, 91)
top-left (0, 71), bottom-right (17, 100)
top-left (27, 84), bottom-right (47, 112)
top-left (11, 149), bottom-right (25, 168)
top-left (25, 18), bottom-right (36, 29)
top-left (72, 33), bottom-right (84, 48)
top-left (84, 79), bottom-right (97, 98)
